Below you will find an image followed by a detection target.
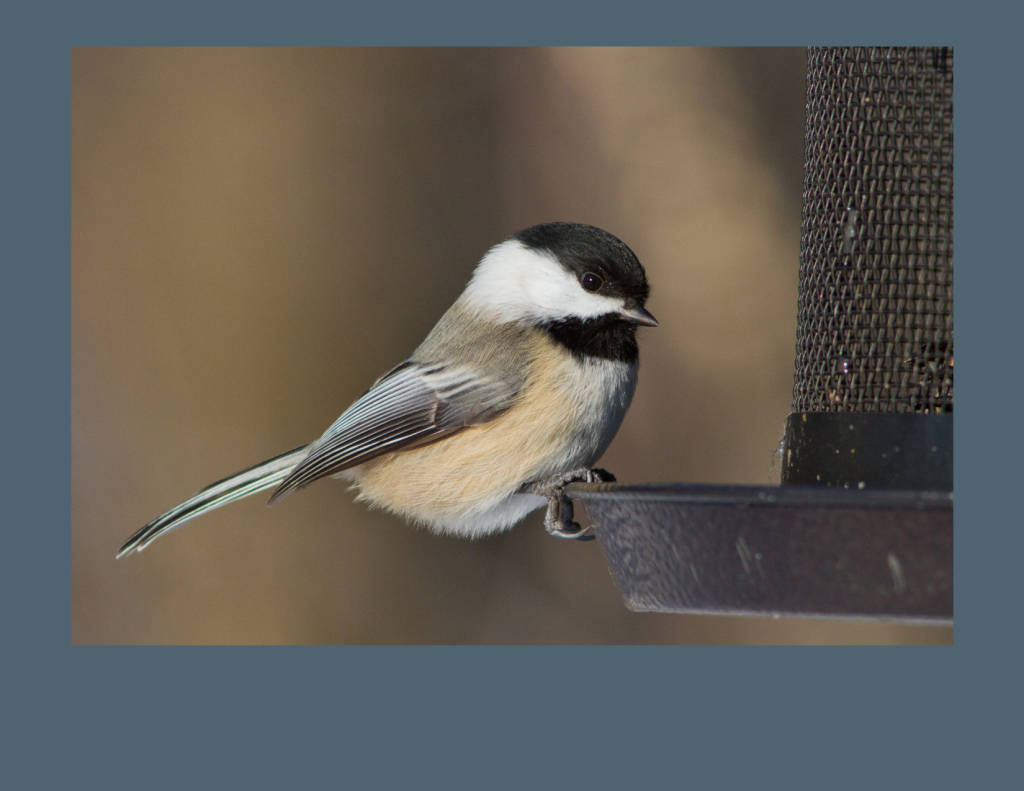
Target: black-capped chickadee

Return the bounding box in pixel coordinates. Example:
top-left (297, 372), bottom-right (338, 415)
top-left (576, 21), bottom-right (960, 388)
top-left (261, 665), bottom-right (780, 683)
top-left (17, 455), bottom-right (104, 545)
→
top-left (117, 222), bottom-right (656, 557)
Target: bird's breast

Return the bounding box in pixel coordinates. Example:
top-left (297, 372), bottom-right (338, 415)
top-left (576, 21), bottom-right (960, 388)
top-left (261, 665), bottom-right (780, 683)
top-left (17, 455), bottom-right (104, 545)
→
top-left (345, 334), bottom-right (637, 536)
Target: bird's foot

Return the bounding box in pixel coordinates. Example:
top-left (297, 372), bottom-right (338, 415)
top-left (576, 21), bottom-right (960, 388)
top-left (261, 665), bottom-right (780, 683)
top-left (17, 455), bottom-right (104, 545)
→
top-left (521, 468), bottom-right (616, 541)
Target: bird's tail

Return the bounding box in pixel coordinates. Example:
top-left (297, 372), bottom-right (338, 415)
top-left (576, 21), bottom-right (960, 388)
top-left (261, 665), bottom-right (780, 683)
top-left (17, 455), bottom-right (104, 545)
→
top-left (116, 445), bottom-right (311, 558)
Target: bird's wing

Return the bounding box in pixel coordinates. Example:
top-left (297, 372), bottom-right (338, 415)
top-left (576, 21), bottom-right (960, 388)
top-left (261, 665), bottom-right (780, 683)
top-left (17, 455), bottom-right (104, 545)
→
top-left (267, 360), bottom-right (520, 503)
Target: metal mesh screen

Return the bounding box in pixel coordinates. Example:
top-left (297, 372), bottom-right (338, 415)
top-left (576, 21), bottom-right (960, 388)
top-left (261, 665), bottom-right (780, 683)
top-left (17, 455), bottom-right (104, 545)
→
top-left (794, 47), bottom-right (953, 413)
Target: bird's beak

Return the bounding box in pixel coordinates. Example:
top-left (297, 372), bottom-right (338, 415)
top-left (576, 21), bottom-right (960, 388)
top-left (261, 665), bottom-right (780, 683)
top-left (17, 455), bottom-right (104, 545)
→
top-left (618, 305), bottom-right (659, 327)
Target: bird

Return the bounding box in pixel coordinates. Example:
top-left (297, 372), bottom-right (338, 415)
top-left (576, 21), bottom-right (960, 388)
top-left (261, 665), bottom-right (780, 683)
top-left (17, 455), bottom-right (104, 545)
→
top-left (117, 222), bottom-right (656, 558)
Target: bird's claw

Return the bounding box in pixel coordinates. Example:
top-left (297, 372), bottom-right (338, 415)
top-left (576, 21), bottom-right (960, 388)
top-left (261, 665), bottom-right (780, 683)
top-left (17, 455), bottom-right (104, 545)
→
top-left (521, 468), bottom-right (615, 541)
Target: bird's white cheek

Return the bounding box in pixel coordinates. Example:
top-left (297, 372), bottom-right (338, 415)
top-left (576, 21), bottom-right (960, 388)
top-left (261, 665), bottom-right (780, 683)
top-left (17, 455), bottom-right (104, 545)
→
top-left (556, 286), bottom-right (625, 322)
top-left (524, 272), bottom-right (624, 323)
top-left (462, 239), bottom-right (626, 324)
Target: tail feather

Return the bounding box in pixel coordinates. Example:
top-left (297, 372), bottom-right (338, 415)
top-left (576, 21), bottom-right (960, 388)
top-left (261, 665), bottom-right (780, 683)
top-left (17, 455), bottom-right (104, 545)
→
top-left (116, 445), bottom-right (310, 558)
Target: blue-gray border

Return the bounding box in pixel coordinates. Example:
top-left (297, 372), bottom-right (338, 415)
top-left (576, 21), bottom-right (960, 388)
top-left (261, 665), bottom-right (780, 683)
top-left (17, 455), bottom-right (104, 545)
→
top-left (12, 0), bottom-right (1011, 785)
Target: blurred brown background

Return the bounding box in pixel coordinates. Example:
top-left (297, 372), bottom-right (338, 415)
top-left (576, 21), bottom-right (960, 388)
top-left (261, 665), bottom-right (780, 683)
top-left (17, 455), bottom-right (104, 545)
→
top-left (72, 47), bottom-right (952, 644)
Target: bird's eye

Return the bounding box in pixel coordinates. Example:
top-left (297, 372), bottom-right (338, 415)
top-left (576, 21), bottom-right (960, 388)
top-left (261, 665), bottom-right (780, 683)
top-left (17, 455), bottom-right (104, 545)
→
top-left (581, 272), bottom-right (603, 292)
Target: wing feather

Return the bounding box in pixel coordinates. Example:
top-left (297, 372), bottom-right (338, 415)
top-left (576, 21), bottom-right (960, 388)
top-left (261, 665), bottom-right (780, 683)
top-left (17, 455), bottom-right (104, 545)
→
top-left (267, 361), bottom-right (519, 503)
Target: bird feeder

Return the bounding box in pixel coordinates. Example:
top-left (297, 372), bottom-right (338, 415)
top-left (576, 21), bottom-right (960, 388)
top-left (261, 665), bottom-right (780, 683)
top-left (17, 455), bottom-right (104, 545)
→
top-left (573, 47), bottom-right (953, 623)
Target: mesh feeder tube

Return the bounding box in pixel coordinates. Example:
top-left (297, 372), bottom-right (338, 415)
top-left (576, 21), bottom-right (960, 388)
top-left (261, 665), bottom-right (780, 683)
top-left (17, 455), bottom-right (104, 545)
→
top-left (781, 46), bottom-right (953, 490)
